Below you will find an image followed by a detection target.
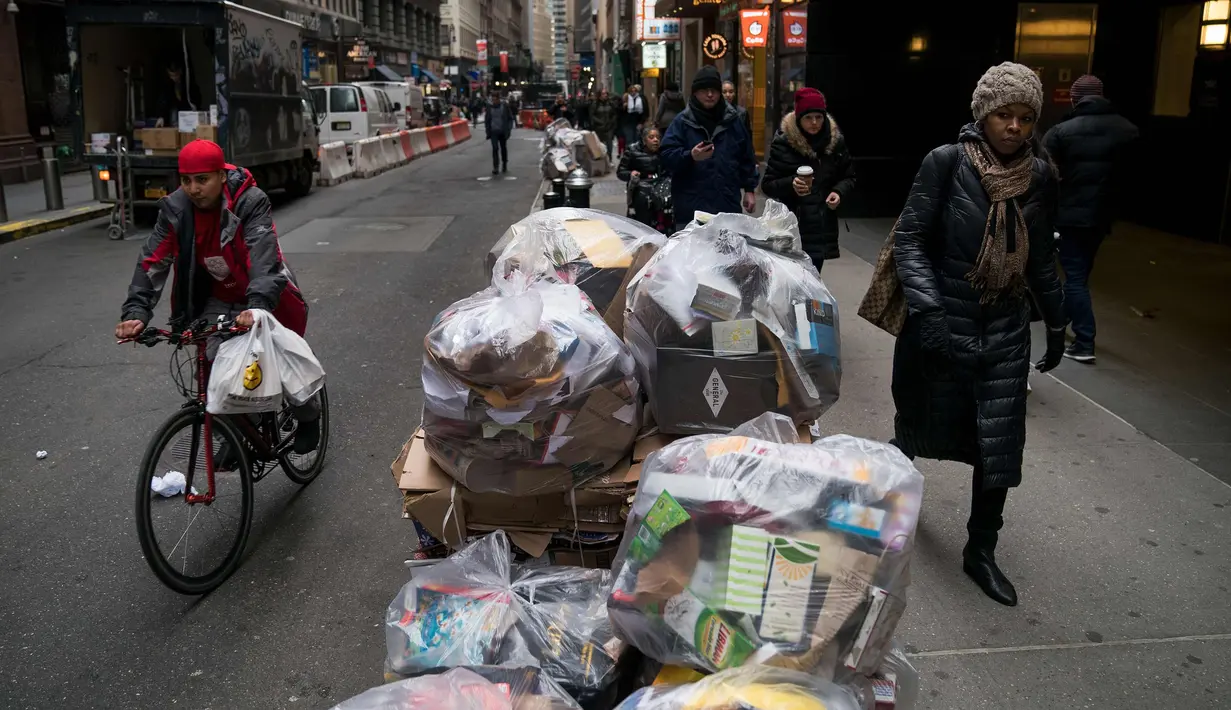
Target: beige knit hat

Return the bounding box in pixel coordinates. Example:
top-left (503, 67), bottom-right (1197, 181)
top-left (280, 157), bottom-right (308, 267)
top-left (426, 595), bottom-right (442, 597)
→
top-left (971, 62), bottom-right (1043, 120)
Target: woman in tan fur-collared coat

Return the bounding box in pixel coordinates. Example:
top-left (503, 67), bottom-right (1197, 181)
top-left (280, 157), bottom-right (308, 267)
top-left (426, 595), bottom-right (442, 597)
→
top-left (760, 88), bottom-right (856, 270)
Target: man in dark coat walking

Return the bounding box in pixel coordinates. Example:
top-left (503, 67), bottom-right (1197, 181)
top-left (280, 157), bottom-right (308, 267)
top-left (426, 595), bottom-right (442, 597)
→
top-left (760, 88), bottom-right (856, 271)
top-left (485, 91), bottom-right (516, 175)
top-left (1042, 75), bottom-right (1138, 364)
top-left (889, 62), bottom-right (1067, 606)
top-left (659, 66), bottom-right (759, 227)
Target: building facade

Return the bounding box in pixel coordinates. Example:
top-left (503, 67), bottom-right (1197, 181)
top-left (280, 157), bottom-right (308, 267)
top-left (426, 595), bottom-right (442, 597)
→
top-left (441, 0), bottom-right (481, 90)
top-left (551, 0), bottom-right (570, 86)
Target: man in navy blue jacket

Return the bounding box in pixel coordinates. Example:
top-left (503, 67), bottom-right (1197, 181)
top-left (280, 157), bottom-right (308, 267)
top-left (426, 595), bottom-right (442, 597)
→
top-left (660, 66), bottom-right (759, 228)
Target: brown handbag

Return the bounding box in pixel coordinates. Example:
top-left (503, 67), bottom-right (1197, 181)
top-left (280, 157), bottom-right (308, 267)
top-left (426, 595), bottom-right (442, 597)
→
top-left (857, 220), bottom-right (908, 337)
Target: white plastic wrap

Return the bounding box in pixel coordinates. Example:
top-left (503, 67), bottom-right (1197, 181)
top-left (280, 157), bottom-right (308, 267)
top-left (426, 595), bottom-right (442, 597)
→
top-left (333, 666), bottom-right (582, 710)
top-left (606, 413), bottom-right (922, 675)
top-left (422, 273), bottom-right (639, 494)
top-left (487, 208), bottom-right (666, 316)
top-left (624, 200), bottom-right (841, 435)
top-left (384, 532), bottom-right (624, 705)
top-left (612, 665), bottom-right (863, 710)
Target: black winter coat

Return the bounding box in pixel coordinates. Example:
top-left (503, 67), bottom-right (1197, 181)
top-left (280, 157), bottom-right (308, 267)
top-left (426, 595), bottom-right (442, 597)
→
top-left (760, 112), bottom-right (856, 262)
top-left (654, 90), bottom-right (686, 129)
top-left (1041, 96), bottom-right (1138, 233)
top-left (616, 142), bottom-right (663, 181)
top-left (891, 125), bottom-right (1066, 490)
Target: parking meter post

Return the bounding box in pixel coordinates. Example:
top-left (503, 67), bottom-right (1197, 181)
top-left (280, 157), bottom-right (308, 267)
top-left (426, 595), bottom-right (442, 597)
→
top-left (42, 158), bottom-right (65, 211)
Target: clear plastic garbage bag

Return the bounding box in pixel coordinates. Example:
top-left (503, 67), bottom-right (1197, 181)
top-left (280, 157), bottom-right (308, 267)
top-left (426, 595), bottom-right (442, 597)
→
top-left (624, 200), bottom-right (840, 435)
top-left (333, 666), bottom-right (582, 710)
top-left (206, 310), bottom-right (283, 414)
top-left (612, 665), bottom-right (863, 710)
top-left (384, 531), bottom-right (624, 703)
top-left (606, 413), bottom-right (923, 676)
top-left (267, 317), bottom-right (325, 406)
top-left (422, 273), bottom-right (639, 494)
top-left (838, 642), bottom-right (919, 710)
top-left (487, 208), bottom-right (666, 319)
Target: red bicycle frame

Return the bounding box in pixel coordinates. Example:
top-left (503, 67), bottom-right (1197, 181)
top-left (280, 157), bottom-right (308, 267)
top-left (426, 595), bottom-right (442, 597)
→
top-left (188, 339), bottom-right (217, 505)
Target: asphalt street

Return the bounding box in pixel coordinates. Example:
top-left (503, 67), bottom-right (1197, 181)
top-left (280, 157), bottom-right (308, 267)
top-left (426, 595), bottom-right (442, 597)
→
top-left (0, 131), bottom-right (543, 708)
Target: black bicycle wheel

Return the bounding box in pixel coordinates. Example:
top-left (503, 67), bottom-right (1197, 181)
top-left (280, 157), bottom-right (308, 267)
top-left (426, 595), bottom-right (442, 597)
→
top-left (135, 409), bottom-right (253, 595)
top-left (279, 385), bottom-right (330, 485)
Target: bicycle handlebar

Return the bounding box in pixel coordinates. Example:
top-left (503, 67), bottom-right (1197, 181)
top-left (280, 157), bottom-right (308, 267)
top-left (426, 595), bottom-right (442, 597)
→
top-left (117, 317), bottom-right (249, 347)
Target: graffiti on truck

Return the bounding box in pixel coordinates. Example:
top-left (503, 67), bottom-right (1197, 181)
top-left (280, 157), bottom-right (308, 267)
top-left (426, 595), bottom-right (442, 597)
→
top-left (228, 13), bottom-right (301, 97)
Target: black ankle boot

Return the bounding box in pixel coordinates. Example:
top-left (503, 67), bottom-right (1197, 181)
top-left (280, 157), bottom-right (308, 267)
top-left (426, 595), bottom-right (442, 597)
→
top-left (963, 534), bottom-right (1018, 606)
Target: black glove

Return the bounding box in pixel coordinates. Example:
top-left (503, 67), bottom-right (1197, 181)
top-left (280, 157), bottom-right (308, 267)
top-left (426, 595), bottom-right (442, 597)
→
top-left (919, 311), bottom-right (951, 360)
top-left (1035, 326), bottom-right (1066, 373)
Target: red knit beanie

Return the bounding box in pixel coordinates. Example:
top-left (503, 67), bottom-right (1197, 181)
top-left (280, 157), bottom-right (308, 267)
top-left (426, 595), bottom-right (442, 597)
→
top-left (178, 139), bottom-right (226, 174)
top-left (794, 88), bottom-right (827, 118)
top-left (1070, 74), bottom-right (1103, 101)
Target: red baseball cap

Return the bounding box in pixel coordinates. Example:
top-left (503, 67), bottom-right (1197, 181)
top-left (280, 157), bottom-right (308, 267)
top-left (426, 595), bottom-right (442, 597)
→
top-left (178, 139), bottom-right (227, 174)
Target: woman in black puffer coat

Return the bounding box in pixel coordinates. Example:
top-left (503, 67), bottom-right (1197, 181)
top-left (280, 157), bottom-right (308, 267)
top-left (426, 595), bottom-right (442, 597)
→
top-left (890, 62), bottom-right (1067, 607)
top-left (760, 88), bottom-right (855, 271)
top-left (618, 126), bottom-right (666, 228)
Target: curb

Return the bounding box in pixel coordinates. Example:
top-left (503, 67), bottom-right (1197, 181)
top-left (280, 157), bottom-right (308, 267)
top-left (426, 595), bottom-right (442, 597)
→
top-left (0, 204), bottom-right (111, 244)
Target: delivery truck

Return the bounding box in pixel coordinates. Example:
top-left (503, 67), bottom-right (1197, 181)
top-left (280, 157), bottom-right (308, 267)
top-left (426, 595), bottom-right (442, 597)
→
top-left (67, 0), bottom-right (319, 235)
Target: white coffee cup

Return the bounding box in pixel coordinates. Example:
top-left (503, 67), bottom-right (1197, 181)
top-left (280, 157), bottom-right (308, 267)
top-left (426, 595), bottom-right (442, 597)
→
top-left (796, 165), bottom-right (814, 191)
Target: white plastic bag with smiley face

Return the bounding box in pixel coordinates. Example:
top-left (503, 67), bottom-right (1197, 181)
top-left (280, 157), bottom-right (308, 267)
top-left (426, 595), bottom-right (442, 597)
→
top-left (207, 310), bottom-right (284, 414)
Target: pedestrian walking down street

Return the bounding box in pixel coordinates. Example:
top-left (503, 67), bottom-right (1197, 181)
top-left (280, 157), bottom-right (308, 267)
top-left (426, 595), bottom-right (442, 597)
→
top-left (485, 92), bottom-right (515, 175)
top-left (654, 82), bottom-right (686, 131)
top-left (548, 94), bottom-right (572, 124)
top-left (1042, 74), bottom-right (1139, 364)
top-left (887, 62), bottom-right (1067, 607)
top-left (620, 84), bottom-right (647, 156)
top-left (590, 88), bottom-right (620, 159)
top-left (722, 81), bottom-right (753, 138)
top-left (573, 91), bottom-right (591, 130)
top-left (760, 88), bottom-right (856, 272)
top-left (659, 65), bottom-right (759, 228)
top-left (617, 125), bottom-right (665, 228)
top-left (470, 93), bottom-right (483, 126)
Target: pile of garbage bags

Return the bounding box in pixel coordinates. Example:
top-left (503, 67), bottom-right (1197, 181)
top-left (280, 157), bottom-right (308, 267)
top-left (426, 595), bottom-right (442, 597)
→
top-left (541, 119), bottom-right (610, 179)
top-left (606, 413), bottom-right (921, 676)
top-left (625, 201), bottom-right (841, 435)
top-left (487, 208), bottom-right (666, 332)
top-left (384, 531), bottom-right (628, 708)
top-left (422, 274), bottom-right (640, 494)
top-left (333, 666), bottom-right (582, 710)
top-left (615, 666), bottom-right (863, 710)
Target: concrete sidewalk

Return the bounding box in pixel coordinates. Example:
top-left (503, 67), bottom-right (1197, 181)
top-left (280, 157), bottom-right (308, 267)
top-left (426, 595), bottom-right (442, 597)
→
top-left (818, 252), bottom-right (1230, 709)
top-left (1, 171), bottom-right (109, 243)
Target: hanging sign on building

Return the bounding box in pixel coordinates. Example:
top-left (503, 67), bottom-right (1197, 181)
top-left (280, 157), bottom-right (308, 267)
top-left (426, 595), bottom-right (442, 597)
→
top-left (500, 50), bottom-right (509, 73)
top-left (703, 33), bottom-right (728, 60)
top-left (477, 39), bottom-right (488, 67)
top-left (741, 8), bottom-right (770, 48)
top-left (782, 8), bottom-right (807, 48)
top-left (642, 43), bottom-right (668, 69)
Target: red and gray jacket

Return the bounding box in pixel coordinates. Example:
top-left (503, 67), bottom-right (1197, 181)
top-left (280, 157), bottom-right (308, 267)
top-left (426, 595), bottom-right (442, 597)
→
top-left (121, 166), bottom-right (307, 335)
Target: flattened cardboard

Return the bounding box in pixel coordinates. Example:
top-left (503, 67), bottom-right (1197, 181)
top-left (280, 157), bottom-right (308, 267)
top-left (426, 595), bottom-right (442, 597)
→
top-left (602, 243), bottom-right (658, 338)
top-left (554, 386), bottom-right (637, 469)
top-left (507, 530), bottom-right (554, 558)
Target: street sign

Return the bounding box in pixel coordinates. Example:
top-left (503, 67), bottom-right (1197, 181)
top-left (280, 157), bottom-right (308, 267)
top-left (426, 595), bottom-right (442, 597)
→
top-left (703, 34), bottom-right (728, 60)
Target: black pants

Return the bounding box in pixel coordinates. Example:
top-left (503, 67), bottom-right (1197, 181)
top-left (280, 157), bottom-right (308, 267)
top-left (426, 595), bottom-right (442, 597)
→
top-left (890, 440), bottom-right (1007, 540)
top-left (490, 137), bottom-right (508, 171)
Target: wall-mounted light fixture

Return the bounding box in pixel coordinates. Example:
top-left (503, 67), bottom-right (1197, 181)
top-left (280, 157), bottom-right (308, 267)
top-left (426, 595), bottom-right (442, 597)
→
top-left (1201, 0), bottom-right (1229, 48)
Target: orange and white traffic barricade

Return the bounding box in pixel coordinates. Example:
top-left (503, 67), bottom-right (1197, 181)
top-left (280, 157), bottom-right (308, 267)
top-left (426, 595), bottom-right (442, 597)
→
top-left (399, 130), bottom-right (415, 161)
top-left (316, 141), bottom-right (352, 186)
top-left (380, 133), bottom-right (404, 168)
top-left (426, 125), bottom-right (449, 153)
top-left (409, 128), bottom-right (432, 157)
top-left (446, 120), bottom-right (472, 145)
top-left (351, 137), bottom-right (385, 178)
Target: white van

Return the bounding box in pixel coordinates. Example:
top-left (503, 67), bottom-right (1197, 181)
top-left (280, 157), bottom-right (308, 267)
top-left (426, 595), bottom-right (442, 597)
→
top-left (309, 84), bottom-right (399, 149)
top-left (355, 81), bottom-right (424, 129)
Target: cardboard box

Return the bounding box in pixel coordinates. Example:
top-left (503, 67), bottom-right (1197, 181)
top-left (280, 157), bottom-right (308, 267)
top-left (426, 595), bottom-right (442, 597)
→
top-left (583, 130), bottom-right (604, 160)
top-left (654, 348), bottom-right (782, 434)
top-left (178, 131), bottom-right (197, 148)
top-left (195, 124), bottom-right (219, 143)
top-left (141, 128), bottom-right (180, 151)
top-left (391, 430), bottom-right (639, 550)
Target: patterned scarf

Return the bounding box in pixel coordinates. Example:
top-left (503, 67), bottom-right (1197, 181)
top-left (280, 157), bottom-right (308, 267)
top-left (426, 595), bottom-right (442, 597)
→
top-left (962, 139), bottom-right (1033, 302)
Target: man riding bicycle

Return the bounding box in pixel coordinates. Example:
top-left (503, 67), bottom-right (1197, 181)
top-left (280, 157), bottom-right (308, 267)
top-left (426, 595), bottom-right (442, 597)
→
top-left (115, 139), bottom-right (320, 454)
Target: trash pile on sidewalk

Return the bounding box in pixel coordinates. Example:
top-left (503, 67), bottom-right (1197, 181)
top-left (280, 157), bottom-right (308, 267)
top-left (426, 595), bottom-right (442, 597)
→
top-left (364, 201), bottom-right (921, 709)
top-left (541, 119), bottom-right (611, 179)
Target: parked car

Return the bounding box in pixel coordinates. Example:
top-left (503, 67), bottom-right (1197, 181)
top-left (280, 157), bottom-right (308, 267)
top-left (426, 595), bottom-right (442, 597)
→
top-left (309, 83), bottom-right (398, 150)
top-left (355, 80), bottom-right (424, 130)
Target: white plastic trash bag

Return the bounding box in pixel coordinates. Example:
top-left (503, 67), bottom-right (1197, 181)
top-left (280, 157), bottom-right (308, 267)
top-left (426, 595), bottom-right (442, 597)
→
top-left (269, 321), bottom-right (325, 406)
top-left (207, 310), bottom-right (283, 414)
